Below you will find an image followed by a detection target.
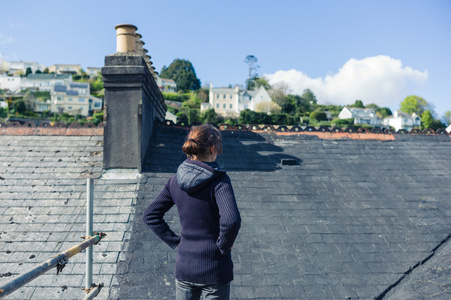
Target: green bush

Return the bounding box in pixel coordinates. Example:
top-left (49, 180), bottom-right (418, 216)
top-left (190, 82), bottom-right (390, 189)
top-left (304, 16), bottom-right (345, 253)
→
top-left (331, 118), bottom-right (354, 127)
top-left (14, 101), bottom-right (26, 114)
top-left (92, 112), bottom-right (104, 125)
top-left (309, 110), bottom-right (327, 121)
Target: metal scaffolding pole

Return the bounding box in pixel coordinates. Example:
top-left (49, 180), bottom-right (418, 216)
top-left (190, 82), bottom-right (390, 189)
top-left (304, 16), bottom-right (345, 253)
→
top-left (86, 178), bottom-right (94, 290)
top-left (0, 234), bottom-right (103, 299)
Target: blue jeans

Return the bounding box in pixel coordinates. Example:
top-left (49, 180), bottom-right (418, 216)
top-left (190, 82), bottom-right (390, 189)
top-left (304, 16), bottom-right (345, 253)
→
top-left (175, 279), bottom-right (230, 300)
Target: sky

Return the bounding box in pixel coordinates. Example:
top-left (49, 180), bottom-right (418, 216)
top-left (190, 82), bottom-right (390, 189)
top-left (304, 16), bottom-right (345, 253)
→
top-left (1, 0), bottom-right (450, 118)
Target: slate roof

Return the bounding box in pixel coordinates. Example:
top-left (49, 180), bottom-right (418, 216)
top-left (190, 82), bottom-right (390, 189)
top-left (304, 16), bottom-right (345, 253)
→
top-left (1, 127), bottom-right (451, 300)
top-left (110, 125), bottom-right (451, 299)
top-left (26, 74), bottom-right (71, 80)
top-left (0, 135), bottom-right (139, 300)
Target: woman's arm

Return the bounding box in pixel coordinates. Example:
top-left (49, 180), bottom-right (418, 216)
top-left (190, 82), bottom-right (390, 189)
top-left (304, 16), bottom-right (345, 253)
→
top-left (215, 177), bottom-right (241, 254)
top-left (142, 181), bottom-right (181, 249)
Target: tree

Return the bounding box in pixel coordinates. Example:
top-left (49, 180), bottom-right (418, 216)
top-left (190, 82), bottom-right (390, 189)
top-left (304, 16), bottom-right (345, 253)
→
top-left (400, 95), bottom-right (431, 115)
top-left (35, 69), bottom-right (42, 74)
top-left (350, 100), bottom-right (365, 108)
top-left (244, 55), bottom-right (259, 90)
top-left (200, 108), bottom-right (218, 124)
top-left (269, 82), bottom-right (291, 108)
top-left (442, 111), bottom-right (451, 126)
top-left (43, 68), bottom-right (49, 74)
top-left (255, 101), bottom-right (282, 115)
top-left (239, 109), bottom-right (271, 124)
top-left (301, 89), bottom-right (317, 105)
top-left (254, 76), bottom-right (271, 90)
top-left (366, 103), bottom-right (392, 118)
top-left (182, 92), bottom-right (201, 109)
top-left (14, 100), bottom-right (26, 114)
top-left (421, 110), bottom-right (433, 129)
top-left (23, 91), bottom-right (36, 111)
top-left (160, 59), bottom-right (201, 92)
top-left (0, 107), bottom-right (6, 118)
top-left (310, 109), bottom-right (328, 122)
top-left (25, 67), bottom-right (33, 77)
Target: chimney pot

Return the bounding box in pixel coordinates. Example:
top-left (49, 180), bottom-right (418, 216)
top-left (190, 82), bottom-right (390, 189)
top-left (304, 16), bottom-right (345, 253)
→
top-left (114, 23), bottom-right (138, 53)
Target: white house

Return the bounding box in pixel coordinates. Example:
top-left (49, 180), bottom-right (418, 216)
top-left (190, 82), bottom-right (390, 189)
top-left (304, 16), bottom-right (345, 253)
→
top-left (383, 110), bottom-right (421, 131)
top-left (24, 74), bottom-right (73, 92)
top-left (156, 77), bottom-right (177, 93)
top-left (338, 107), bottom-right (382, 126)
top-left (50, 83), bottom-right (102, 117)
top-left (165, 111), bottom-right (177, 123)
top-left (201, 84), bottom-right (272, 118)
top-left (8, 61), bottom-right (45, 75)
top-left (49, 64), bottom-right (82, 75)
top-left (0, 74), bottom-right (23, 93)
top-left (86, 67), bottom-right (101, 79)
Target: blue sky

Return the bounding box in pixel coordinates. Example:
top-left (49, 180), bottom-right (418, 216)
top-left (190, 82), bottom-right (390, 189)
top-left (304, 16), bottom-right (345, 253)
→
top-left (1, 0), bottom-right (450, 118)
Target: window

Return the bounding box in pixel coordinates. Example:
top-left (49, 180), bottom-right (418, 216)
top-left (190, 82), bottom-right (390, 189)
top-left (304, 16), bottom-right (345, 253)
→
top-left (216, 94), bottom-right (219, 99)
top-left (223, 94), bottom-right (226, 99)
top-left (68, 106), bottom-right (72, 109)
top-left (216, 104), bottom-right (219, 108)
top-left (230, 94), bottom-right (233, 99)
top-left (56, 96), bottom-right (63, 101)
top-left (223, 104), bottom-right (226, 109)
top-left (79, 98), bottom-right (85, 102)
top-left (94, 102), bottom-right (101, 108)
top-left (69, 98), bottom-right (73, 102)
top-left (230, 104), bottom-right (233, 109)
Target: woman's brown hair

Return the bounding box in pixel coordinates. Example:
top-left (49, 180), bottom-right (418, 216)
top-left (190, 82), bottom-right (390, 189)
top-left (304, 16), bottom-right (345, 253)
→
top-left (182, 124), bottom-right (223, 159)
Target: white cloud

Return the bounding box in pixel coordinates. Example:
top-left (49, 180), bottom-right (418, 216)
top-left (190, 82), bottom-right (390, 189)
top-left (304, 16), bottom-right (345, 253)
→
top-left (265, 55), bottom-right (428, 107)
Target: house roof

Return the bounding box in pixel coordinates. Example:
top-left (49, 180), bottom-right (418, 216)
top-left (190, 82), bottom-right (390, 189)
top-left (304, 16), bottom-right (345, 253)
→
top-left (0, 134), bottom-right (138, 299)
top-left (110, 125), bottom-right (451, 299)
top-left (2, 126), bottom-right (451, 299)
top-left (211, 87), bottom-right (237, 93)
top-left (27, 74), bottom-right (72, 80)
top-left (345, 107), bottom-right (379, 118)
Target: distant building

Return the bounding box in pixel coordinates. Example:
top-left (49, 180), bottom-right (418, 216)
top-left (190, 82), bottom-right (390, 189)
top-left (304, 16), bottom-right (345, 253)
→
top-left (24, 74), bottom-right (73, 92)
top-left (338, 107), bottom-right (382, 126)
top-left (50, 83), bottom-right (102, 117)
top-left (0, 74), bottom-right (23, 93)
top-left (156, 77), bottom-right (177, 93)
top-left (86, 67), bottom-right (101, 79)
top-left (8, 61), bottom-right (45, 74)
top-left (201, 84), bottom-right (272, 118)
top-left (49, 64), bottom-right (82, 75)
top-left (383, 110), bottom-right (421, 131)
top-left (165, 111), bottom-right (177, 123)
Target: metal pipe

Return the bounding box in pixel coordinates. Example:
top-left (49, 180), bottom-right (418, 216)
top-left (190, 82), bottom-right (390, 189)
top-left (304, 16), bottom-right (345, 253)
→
top-left (86, 178), bottom-right (94, 290)
top-left (82, 283), bottom-right (103, 300)
top-left (0, 235), bottom-right (102, 299)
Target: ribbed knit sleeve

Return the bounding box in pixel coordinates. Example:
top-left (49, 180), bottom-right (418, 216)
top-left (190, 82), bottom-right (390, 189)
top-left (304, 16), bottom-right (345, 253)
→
top-left (142, 179), bottom-right (181, 249)
top-left (214, 176), bottom-right (241, 255)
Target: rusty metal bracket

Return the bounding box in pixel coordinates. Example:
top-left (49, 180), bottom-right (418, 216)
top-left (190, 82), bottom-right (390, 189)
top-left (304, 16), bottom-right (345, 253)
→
top-left (56, 257), bottom-right (68, 275)
top-left (93, 232), bottom-right (106, 244)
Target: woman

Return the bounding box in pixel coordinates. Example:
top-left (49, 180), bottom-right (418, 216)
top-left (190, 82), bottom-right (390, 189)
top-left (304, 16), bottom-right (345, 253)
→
top-left (143, 124), bottom-right (241, 300)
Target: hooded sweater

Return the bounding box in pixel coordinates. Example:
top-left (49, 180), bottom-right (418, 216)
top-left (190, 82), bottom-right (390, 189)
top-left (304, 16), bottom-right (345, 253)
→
top-left (142, 159), bottom-right (241, 285)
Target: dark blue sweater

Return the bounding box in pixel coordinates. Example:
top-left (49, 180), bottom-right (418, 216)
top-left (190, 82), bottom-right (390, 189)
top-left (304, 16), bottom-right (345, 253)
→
top-left (142, 160), bottom-right (241, 285)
